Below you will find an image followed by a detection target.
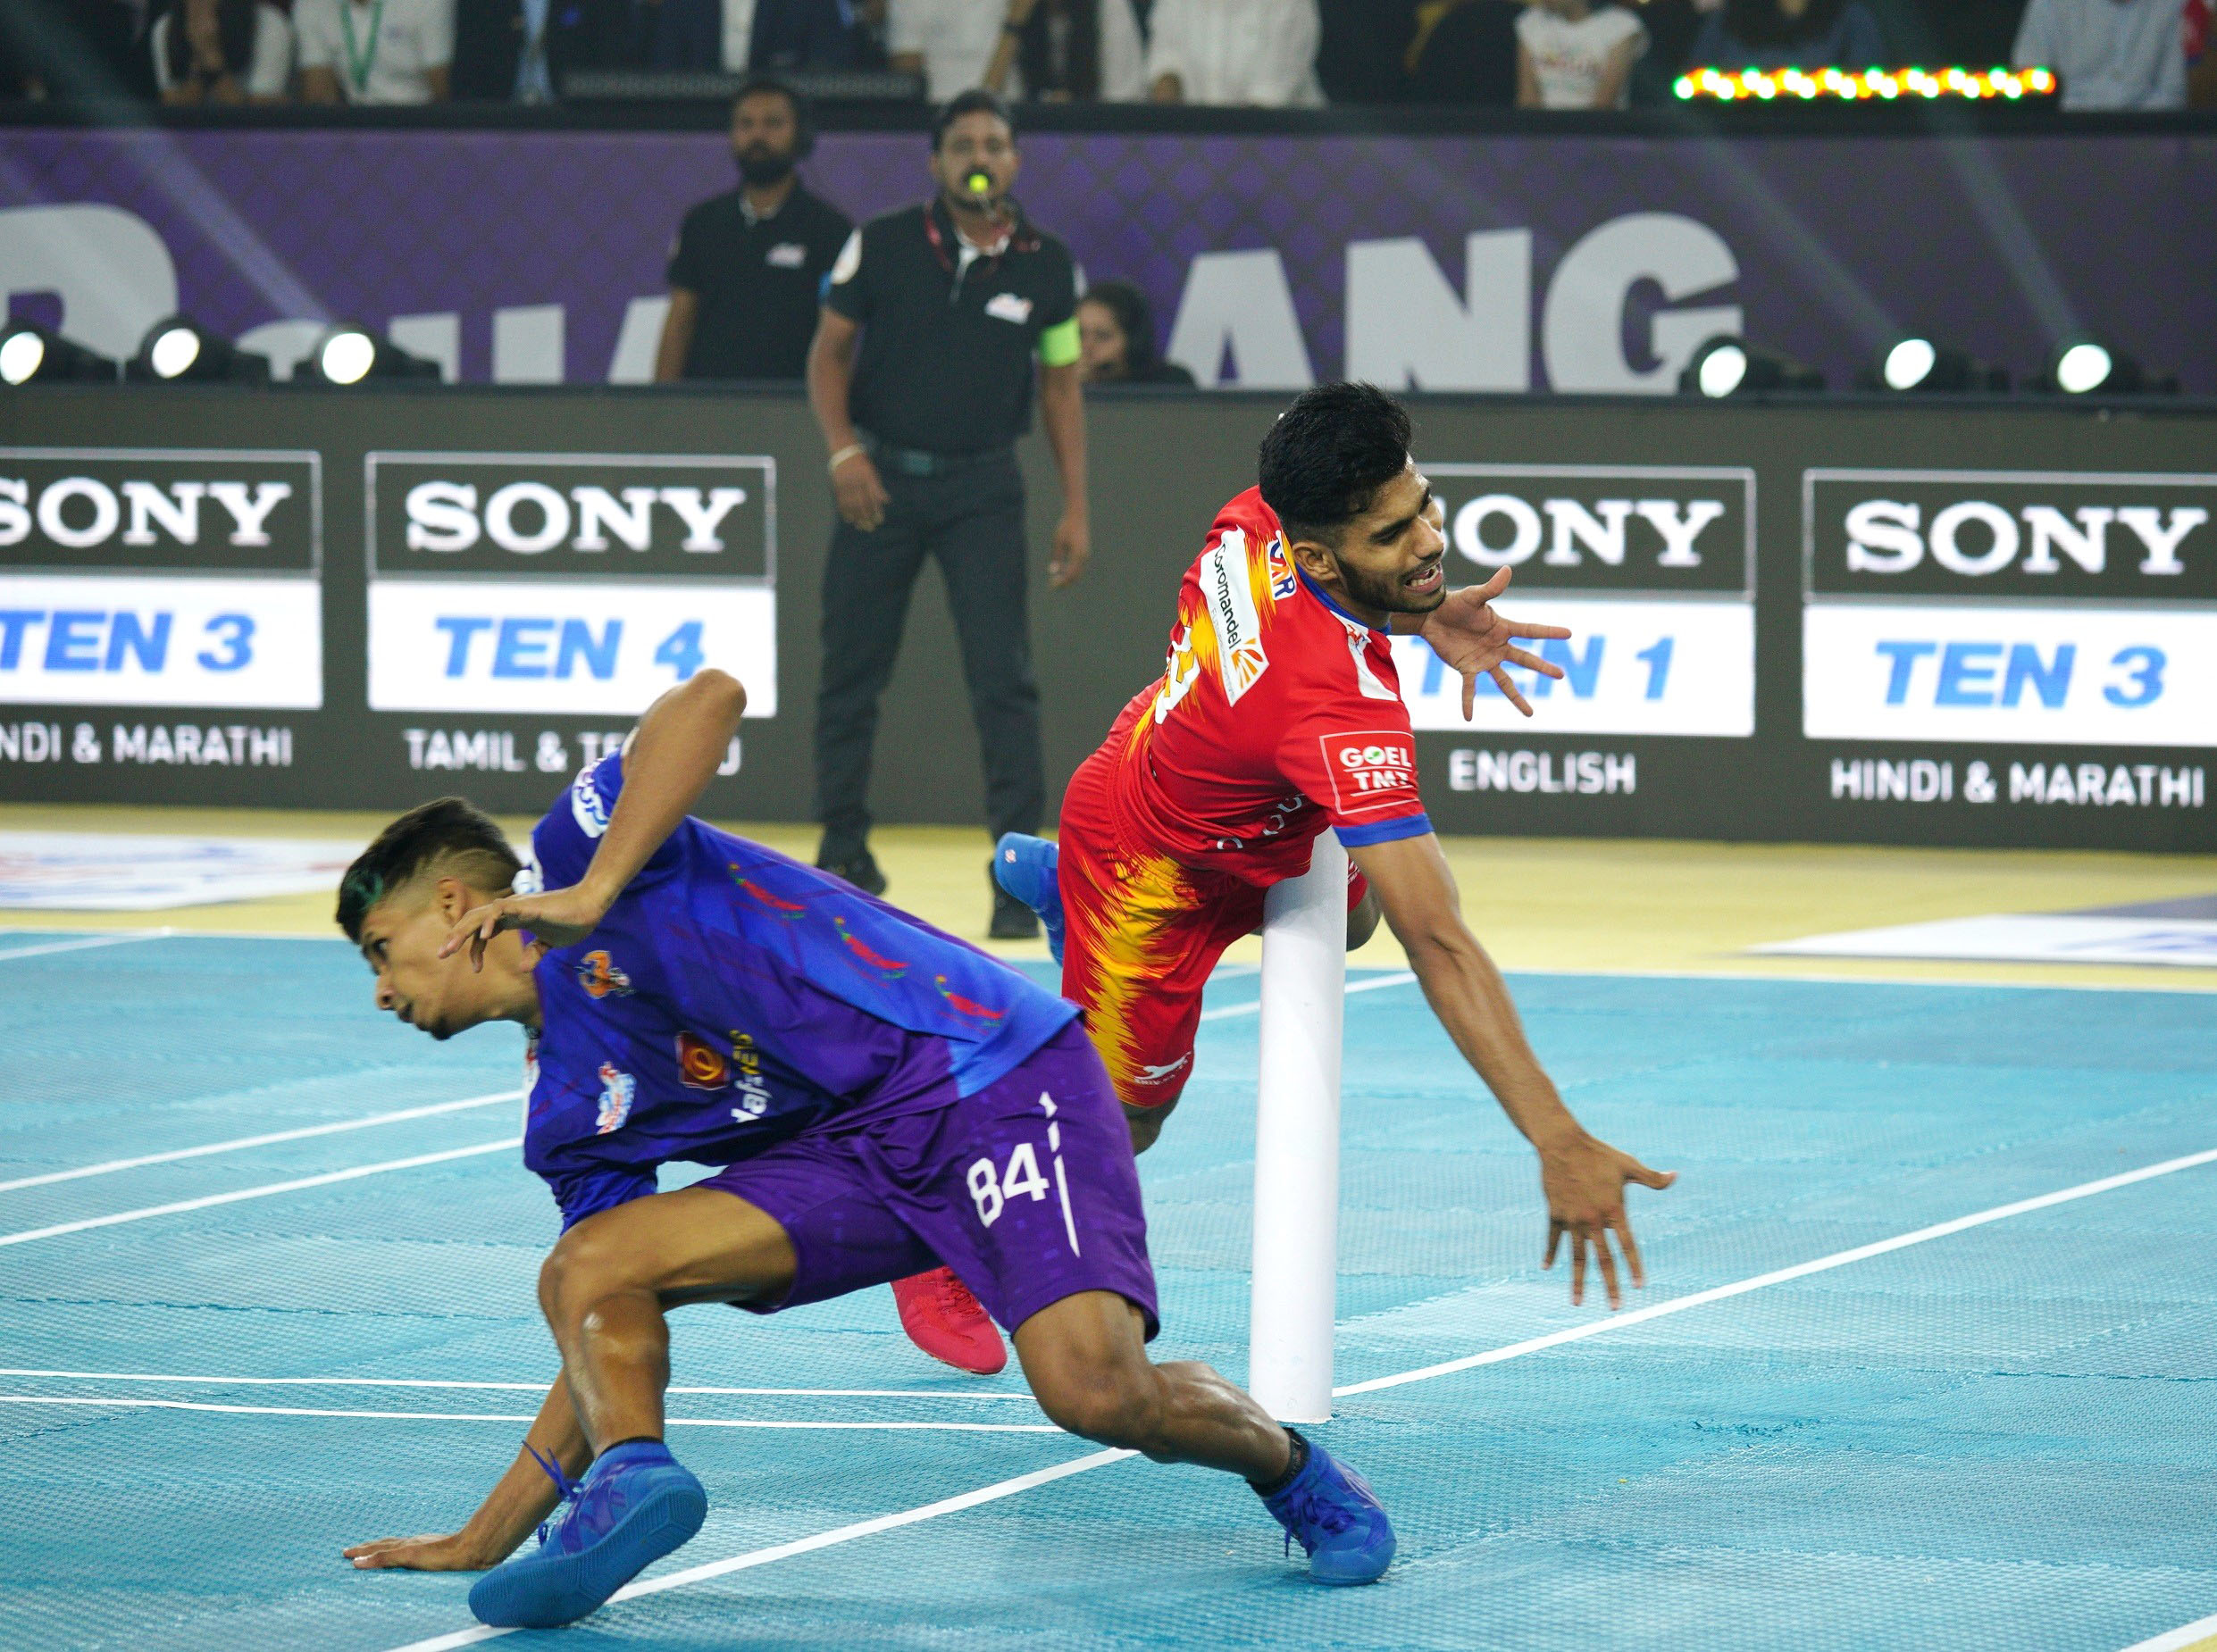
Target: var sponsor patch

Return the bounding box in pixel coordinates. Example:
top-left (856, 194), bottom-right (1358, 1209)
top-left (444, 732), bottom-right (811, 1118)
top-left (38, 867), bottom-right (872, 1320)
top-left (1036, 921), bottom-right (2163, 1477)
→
top-left (1320, 730), bottom-right (1420, 816)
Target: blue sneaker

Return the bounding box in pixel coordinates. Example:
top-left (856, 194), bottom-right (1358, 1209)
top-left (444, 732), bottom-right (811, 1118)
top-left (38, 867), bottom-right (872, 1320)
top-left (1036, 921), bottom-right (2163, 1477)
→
top-left (993, 833), bottom-right (1065, 965)
top-left (1259, 1431), bottom-right (1396, 1586)
top-left (468, 1439), bottom-right (707, 1628)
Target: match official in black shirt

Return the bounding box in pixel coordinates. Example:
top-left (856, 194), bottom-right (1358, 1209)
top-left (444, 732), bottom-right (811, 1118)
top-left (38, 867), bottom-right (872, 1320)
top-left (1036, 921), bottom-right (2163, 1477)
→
top-left (655, 77), bottom-right (852, 382)
top-left (807, 90), bottom-right (1089, 937)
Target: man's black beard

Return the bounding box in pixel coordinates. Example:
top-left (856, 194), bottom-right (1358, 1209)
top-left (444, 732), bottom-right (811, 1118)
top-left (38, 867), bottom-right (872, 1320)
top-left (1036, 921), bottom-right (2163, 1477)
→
top-left (736, 151), bottom-right (796, 188)
top-left (1333, 551), bottom-right (1446, 616)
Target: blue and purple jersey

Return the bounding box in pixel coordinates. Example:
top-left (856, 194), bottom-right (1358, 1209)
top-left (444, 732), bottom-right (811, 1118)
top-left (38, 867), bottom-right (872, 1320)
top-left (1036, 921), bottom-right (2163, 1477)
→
top-left (519, 752), bottom-right (1077, 1227)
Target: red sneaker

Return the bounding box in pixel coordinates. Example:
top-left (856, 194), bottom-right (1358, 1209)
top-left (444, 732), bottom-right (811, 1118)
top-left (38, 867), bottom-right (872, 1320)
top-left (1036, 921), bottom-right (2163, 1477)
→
top-left (891, 1267), bottom-right (1007, 1376)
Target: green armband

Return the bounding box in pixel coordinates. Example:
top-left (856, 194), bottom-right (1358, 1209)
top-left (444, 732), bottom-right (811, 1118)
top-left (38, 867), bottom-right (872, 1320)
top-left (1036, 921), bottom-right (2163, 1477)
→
top-left (1036, 316), bottom-right (1081, 368)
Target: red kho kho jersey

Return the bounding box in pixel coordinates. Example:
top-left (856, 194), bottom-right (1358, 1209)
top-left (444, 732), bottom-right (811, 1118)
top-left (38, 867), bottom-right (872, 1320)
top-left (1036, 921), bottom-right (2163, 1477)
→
top-left (1108, 486), bottom-right (1434, 885)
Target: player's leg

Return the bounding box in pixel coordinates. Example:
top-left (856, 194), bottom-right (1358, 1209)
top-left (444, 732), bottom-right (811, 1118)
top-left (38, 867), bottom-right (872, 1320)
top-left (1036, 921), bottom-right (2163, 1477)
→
top-left (815, 488), bottom-right (930, 890)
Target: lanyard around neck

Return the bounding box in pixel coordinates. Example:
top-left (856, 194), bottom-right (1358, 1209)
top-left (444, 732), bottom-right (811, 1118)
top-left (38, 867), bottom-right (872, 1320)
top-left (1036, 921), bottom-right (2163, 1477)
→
top-left (340, 0), bottom-right (387, 94)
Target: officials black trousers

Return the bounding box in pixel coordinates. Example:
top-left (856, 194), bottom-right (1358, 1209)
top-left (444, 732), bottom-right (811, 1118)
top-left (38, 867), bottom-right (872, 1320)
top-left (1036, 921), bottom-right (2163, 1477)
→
top-left (814, 452), bottom-right (1044, 856)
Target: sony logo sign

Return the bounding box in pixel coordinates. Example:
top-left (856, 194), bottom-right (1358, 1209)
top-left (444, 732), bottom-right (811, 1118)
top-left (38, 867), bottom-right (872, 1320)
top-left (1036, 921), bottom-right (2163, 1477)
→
top-left (404, 481), bottom-right (749, 555)
top-left (1426, 463), bottom-right (1754, 596)
top-left (1807, 470), bottom-right (2217, 602)
top-left (367, 452), bottom-right (774, 582)
top-left (0, 448), bottom-right (319, 572)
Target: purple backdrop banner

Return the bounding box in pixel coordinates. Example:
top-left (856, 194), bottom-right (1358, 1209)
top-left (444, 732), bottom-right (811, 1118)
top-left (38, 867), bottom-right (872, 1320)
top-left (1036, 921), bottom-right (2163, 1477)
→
top-left (0, 127), bottom-right (2212, 392)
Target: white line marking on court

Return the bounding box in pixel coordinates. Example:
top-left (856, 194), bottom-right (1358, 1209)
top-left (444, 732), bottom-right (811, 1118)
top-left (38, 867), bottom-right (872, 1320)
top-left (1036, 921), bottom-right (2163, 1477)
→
top-left (2121, 1612), bottom-right (2217, 1652)
top-left (0, 1089), bottom-right (523, 1195)
top-left (0, 1369), bottom-right (1042, 1401)
top-left (0, 928), bottom-right (172, 963)
top-left (369, 1139), bottom-right (2217, 1652)
top-left (0, 1396), bottom-right (1056, 1431)
top-left (384, 1448), bottom-right (1136, 1652)
top-left (1333, 1142), bottom-right (2217, 1396)
top-left (0, 1138), bottom-right (519, 1248)
top-left (1197, 970), bottom-right (1415, 1022)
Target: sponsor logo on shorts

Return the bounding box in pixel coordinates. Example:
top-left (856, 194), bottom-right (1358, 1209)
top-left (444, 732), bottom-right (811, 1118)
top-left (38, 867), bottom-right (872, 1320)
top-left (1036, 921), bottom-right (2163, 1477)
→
top-left (1321, 730), bottom-right (1421, 815)
top-left (1134, 1055), bottom-right (1190, 1086)
top-left (576, 949), bottom-right (632, 998)
top-left (594, 1061), bottom-right (634, 1135)
top-left (675, 1031), bottom-right (728, 1089)
top-left (1200, 531), bottom-right (1268, 704)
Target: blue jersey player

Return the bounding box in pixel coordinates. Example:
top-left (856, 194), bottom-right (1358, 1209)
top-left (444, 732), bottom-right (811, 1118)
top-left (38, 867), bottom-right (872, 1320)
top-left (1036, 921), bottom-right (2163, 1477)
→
top-left (335, 671), bottom-right (1395, 1628)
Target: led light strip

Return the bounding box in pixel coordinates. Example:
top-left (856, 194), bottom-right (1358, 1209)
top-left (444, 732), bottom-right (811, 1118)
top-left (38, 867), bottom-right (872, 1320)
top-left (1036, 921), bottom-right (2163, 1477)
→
top-left (1675, 65), bottom-right (2058, 102)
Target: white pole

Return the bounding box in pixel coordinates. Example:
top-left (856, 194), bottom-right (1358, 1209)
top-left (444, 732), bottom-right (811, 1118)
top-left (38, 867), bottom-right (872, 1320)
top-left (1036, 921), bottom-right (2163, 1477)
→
top-left (1249, 828), bottom-right (1346, 1424)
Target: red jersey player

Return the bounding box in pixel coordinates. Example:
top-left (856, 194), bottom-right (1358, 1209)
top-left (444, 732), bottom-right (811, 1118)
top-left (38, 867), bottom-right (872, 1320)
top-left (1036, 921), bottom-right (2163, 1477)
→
top-left (903, 382), bottom-right (1676, 1375)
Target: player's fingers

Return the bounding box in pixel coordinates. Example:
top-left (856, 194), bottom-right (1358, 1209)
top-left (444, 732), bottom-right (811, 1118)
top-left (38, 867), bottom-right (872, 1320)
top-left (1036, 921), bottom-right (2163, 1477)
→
top-left (1544, 1218), bottom-right (1563, 1268)
top-left (1493, 665), bottom-right (1535, 717)
top-left (1610, 1215), bottom-right (1646, 1289)
top-left (1502, 646), bottom-right (1565, 679)
top-left (1594, 1227), bottom-right (1623, 1310)
top-left (1626, 1158), bottom-right (1678, 1190)
top-left (1507, 620), bottom-right (1574, 640)
top-left (1462, 671), bottom-right (1478, 722)
top-left (1569, 1231), bottom-right (1588, 1306)
top-left (1470, 566), bottom-right (1511, 600)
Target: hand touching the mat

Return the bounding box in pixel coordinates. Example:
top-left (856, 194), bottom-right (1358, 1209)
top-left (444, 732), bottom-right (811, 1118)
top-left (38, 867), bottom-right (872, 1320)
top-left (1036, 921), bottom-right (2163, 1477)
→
top-left (1412, 567), bottom-right (1571, 719)
top-left (1539, 1132), bottom-right (1676, 1311)
top-left (443, 883), bottom-right (607, 970)
top-left (344, 1530), bottom-right (498, 1572)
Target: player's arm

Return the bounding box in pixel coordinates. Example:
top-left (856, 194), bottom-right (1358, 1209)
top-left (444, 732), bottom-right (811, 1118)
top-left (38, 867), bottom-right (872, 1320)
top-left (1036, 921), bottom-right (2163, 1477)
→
top-left (444, 670), bottom-right (748, 965)
top-left (1348, 831), bottom-right (1675, 1309)
top-left (343, 1372), bottom-right (589, 1570)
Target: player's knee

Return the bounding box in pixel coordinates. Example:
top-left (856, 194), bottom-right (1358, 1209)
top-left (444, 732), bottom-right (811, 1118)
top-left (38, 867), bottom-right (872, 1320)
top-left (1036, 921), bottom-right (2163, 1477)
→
top-left (1347, 889), bottom-right (1382, 951)
top-left (1122, 1095), bottom-right (1179, 1155)
top-left (537, 1224), bottom-right (634, 1322)
top-left (1033, 1362), bottom-right (1163, 1449)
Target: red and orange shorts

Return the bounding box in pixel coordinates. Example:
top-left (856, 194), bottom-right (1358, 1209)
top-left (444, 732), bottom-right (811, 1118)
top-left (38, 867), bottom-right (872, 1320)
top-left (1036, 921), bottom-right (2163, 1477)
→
top-left (1058, 748), bottom-right (1366, 1113)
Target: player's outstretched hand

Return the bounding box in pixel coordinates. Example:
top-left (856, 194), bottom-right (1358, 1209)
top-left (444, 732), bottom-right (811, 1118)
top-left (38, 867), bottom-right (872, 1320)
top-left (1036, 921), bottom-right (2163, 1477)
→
top-left (440, 883), bottom-right (609, 970)
top-left (1537, 1131), bottom-right (1676, 1311)
top-left (343, 1531), bottom-right (492, 1572)
top-left (1416, 566), bottom-right (1574, 720)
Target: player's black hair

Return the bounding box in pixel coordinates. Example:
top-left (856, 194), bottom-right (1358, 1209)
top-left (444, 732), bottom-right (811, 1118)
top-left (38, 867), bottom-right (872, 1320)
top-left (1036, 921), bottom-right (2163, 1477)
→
top-left (933, 88), bottom-right (1016, 151)
top-left (732, 72), bottom-right (816, 159)
top-left (1257, 382), bottom-right (1413, 547)
top-left (336, 797), bottom-right (521, 944)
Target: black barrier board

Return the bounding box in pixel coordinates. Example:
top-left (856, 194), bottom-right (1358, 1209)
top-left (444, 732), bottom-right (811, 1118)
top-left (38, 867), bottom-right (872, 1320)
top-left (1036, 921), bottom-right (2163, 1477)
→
top-left (0, 387), bottom-right (2210, 855)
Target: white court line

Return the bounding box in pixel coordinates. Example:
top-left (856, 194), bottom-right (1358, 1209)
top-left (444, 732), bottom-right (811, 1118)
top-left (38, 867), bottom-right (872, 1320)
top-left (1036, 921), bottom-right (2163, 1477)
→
top-left (1197, 970), bottom-right (1415, 1023)
top-left (0, 1089), bottom-right (523, 1195)
top-left (377, 1142), bottom-right (2217, 1652)
top-left (0, 1138), bottom-right (519, 1248)
top-left (2122, 1611), bottom-right (2217, 1652)
top-left (0, 1396), bottom-right (1055, 1432)
top-left (0, 929), bottom-right (171, 963)
top-left (0, 1368), bottom-right (1041, 1400)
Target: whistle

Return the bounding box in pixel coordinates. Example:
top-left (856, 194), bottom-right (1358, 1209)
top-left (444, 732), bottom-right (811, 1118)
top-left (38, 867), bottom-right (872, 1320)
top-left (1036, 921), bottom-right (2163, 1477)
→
top-left (964, 169), bottom-right (992, 195)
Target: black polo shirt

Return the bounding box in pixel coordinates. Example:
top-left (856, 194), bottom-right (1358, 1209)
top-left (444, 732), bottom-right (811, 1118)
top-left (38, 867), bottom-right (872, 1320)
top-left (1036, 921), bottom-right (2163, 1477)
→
top-left (823, 198), bottom-right (1080, 457)
top-left (665, 181), bottom-right (852, 382)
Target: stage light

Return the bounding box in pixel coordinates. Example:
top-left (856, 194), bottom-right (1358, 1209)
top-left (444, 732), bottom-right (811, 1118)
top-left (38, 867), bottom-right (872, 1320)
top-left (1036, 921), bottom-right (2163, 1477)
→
top-left (0, 321), bottom-right (119, 386)
top-left (1680, 335), bottom-right (1825, 397)
top-left (2034, 338), bottom-right (2177, 396)
top-left (126, 317), bottom-right (272, 384)
top-left (1674, 64), bottom-right (2059, 103)
top-left (303, 325), bottom-right (441, 386)
top-left (1860, 337), bottom-right (2010, 394)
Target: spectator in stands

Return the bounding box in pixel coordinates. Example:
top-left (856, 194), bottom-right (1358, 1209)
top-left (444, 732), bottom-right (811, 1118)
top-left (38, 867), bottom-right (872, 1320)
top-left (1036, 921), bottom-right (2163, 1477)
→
top-left (640, 0), bottom-right (724, 67)
top-left (449, 0), bottom-right (632, 99)
top-left (297, 0), bottom-right (455, 100)
top-left (1147, 0), bottom-right (1325, 103)
top-left (6, 0), bottom-right (161, 98)
top-left (1689, 0), bottom-right (1884, 70)
top-left (750, 0), bottom-right (890, 71)
top-left (1404, 0), bottom-right (1520, 104)
top-left (2012, 0), bottom-right (2186, 109)
top-left (890, 0), bottom-right (1008, 97)
top-left (1076, 280), bottom-right (1197, 384)
top-left (152, 0), bottom-right (293, 102)
top-left (1516, 0), bottom-right (1644, 105)
top-left (982, 0), bottom-right (1147, 99)
top-left (656, 78), bottom-right (854, 381)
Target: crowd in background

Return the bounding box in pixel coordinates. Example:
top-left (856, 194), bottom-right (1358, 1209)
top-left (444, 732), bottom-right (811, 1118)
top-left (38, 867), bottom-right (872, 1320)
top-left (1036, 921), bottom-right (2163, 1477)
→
top-left (0, 0), bottom-right (2210, 109)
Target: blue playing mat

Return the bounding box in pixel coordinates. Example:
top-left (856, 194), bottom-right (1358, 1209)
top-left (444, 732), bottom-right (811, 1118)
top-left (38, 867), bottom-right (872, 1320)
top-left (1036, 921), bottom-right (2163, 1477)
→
top-left (2, 930), bottom-right (2213, 1651)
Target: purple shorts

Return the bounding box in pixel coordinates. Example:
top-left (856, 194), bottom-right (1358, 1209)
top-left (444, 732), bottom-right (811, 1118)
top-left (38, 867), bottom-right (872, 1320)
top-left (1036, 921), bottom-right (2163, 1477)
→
top-left (696, 1022), bottom-right (1159, 1339)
